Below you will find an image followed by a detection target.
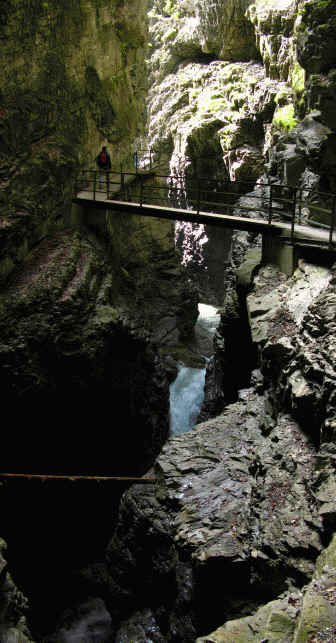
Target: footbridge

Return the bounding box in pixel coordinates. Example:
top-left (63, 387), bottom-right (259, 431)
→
top-left (72, 165), bottom-right (336, 275)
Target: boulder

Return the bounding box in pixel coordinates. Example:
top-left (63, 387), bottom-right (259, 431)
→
top-left (0, 229), bottom-right (173, 475)
top-left (297, 0), bottom-right (336, 75)
top-left (106, 388), bottom-right (323, 639)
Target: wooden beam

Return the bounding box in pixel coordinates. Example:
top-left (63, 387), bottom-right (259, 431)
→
top-left (0, 473), bottom-right (156, 482)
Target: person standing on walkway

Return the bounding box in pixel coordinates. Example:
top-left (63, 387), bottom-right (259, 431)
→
top-left (96, 145), bottom-right (112, 197)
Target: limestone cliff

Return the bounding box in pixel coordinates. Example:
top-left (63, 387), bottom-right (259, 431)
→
top-left (0, 0), bottom-right (148, 281)
top-left (144, 0), bottom-right (336, 301)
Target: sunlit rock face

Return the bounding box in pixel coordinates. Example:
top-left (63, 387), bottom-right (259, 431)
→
top-left (146, 0), bottom-right (336, 199)
top-left (193, 0), bottom-right (257, 61)
top-left (260, 0), bottom-right (336, 193)
top-left (149, 59), bottom-right (286, 180)
top-left (145, 0), bottom-right (309, 294)
top-left (148, 0), bottom-right (256, 83)
top-left (146, 0), bottom-right (307, 180)
top-left (247, 0), bottom-right (300, 81)
top-left (196, 535), bottom-right (336, 642)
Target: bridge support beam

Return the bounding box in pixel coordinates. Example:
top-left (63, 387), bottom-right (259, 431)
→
top-left (70, 201), bottom-right (85, 227)
top-left (262, 233), bottom-right (296, 277)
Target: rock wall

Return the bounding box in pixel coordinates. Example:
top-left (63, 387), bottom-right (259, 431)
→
top-left (0, 0), bottom-right (148, 282)
top-left (145, 0), bottom-right (336, 300)
top-left (0, 2), bottom-right (198, 639)
top-left (105, 1), bottom-right (336, 639)
top-left (0, 0), bottom-right (196, 472)
top-left (104, 259), bottom-right (336, 642)
top-left (1, 0), bottom-right (336, 640)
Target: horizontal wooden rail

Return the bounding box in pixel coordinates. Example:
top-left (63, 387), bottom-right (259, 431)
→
top-left (0, 473), bottom-right (156, 483)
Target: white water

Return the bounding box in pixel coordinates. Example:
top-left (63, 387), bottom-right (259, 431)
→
top-left (170, 365), bottom-right (206, 434)
top-left (169, 303), bottom-right (219, 434)
top-left (56, 599), bottom-right (112, 643)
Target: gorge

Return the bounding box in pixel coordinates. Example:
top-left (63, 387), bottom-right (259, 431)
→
top-left (1, 0), bottom-right (336, 641)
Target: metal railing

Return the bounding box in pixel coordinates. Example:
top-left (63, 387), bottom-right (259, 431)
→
top-left (74, 169), bottom-right (336, 248)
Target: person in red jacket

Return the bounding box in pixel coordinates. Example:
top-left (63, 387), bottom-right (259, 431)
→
top-left (96, 146), bottom-right (112, 197)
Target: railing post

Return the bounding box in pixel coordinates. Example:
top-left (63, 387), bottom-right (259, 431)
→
top-left (107, 171), bottom-right (110, 199)
top-left (329, 196), bottom-right (336, 247)
top-left (268, 181), bottom-right (273, 224)
top-left (120, 163), bottom-right (125, 200)
top-left (149, 149), bottom-right (152, 169)
top-left (291, 187), bottom-right (297, 243)
top-left (93, 171), bottom-right (97, 201)
top-left (197, 179), bottom-right (201, 215)
top-left (135, 151), bottom-right (138, 173)
top-left (139, 175), bottom-right (143, 206)
top-left (298, 188), bottom-right (302, 224)
top-left (169, 176), bottom-right (173, 207)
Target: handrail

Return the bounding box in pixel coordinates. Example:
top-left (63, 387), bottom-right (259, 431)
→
top-left (74, 169), bottom-right (336, 249)
top-left (0, 473), bottom-right (156, 483)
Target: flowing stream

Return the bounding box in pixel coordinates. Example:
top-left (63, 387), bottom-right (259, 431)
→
top-left (44, 305), bottom-right (219, 642)
top-left (169, 303), bottom-right (220, 434)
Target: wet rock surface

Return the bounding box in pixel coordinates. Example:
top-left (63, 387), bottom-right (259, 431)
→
top-left (106, 389), bottom-right (323, 640)
top-left (0, 540), bottom-right (33, 643)
top-left (0, 227), bottom-right (179, 475)
top-left (105, 259), bottom-right (336, 641)
top-left (196, 533), bottom-right (336, 642)
top-left (1, 0), bottom-right (336, 640)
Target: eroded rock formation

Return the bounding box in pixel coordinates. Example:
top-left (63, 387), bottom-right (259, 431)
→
top-left (0, 2), bottom-right (197, 639)
top-left (0, 0), bottom-right (197, 473)
top-left (1, 0), bottom-right (336, 641)
top-left (106, 260), bottom-right (336, 641)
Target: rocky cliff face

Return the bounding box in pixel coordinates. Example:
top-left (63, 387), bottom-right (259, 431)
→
top-left (105, 259), bottom-right (336, 642)
top-left (0, 0), bottom-right (196, 472)
top-left (99, 1), bottom-right (336, 641)
top-left (0, 0), bottom-right (148, 281)
top-left (145, 0), bottom-right (336, 298)
top-left (0, 2), bottom-right (197, 640)
top-left (1, 0), bottom-right (336, 641)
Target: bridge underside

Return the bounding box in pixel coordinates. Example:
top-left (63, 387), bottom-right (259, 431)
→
top-left (72, 195), bottom-right (279, 234)
top-left (72, 195), bottom-right (336, 277)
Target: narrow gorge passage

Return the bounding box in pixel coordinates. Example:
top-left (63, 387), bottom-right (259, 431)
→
top-left (170, 304), bottom-right (220, 434)
top-left (1, 0), bottom-right (336, 640)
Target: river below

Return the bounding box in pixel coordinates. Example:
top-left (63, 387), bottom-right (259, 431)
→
top-left (169, 303), bottom-right (220, 434)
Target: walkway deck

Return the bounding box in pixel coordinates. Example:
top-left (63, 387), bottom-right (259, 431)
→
top-left (73, 191), bottom-right (336, 248)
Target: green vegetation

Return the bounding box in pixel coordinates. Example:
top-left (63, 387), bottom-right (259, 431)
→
top-left (163, 0), bottom-right (176, 16)
top-left (291, 63), bottom-right (305, 95)
top-left (275, 89), bottom-right (291, 106)
top-left (273, 104), bottom-right (298, 132)
top-left (163, 28), bottom-right (177, 42)
top-left (85, 66), bottom-right (117, 139)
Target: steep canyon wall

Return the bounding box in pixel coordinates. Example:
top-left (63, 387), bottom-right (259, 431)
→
top-left (0, 0), bottom-right (195, 473)
top-left (1, 0), bottom-right (336, 641)
top-left (0, 3), bottom-right (197, 640)
top-left (101, 1), bottom-right (336, 642)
